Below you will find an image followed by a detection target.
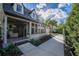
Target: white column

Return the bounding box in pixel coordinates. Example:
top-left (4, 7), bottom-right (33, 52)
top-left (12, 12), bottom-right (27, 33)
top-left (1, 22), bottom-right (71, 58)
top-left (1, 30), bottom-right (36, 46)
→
top-left (26, 24), bottom-right (27, 37)
top-left (34, 24), bottom-right (36, 34)
top-left (35, 24), bottom-right (37, 34)
top-left (3, 16), bottom-right (7, 48)
top-left (26, 23), bottom-right (28, 37)
top-left (40, 24), bottom-right (41, 34)
top-left (29, 22), bottom-right (32, 37)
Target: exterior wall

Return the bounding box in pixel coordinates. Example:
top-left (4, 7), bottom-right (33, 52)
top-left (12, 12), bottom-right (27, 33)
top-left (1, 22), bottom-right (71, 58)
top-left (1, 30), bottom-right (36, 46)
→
top-left (0, 4), bottom-right (3, 48)
top-left (0, 4), bottom-right (3, 40)
top-left (30, 9), bottom-right (46, 34)
top-left (37, 23), bottom-right (46, 34)
top-left (31, 23), bottom-right (38, 34)
top-left (0, 4), bottom-right (1, 39)
top-left (46, 28), bottom-right (50, 34)
top-left (0, 4), bottom-right (8, 48)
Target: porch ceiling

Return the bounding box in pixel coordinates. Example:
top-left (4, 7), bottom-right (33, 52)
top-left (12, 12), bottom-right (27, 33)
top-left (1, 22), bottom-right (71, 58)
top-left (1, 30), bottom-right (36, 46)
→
top-left (7, 17), bottom-right (29, 25)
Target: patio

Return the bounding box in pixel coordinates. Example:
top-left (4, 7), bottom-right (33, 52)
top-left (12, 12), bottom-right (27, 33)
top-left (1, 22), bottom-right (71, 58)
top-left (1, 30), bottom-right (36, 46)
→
top-left (18, 34), bottom-right (64, 56)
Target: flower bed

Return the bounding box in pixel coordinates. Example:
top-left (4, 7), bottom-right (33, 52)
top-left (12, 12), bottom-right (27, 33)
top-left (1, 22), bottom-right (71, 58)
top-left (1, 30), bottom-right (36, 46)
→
top-left (30, 35), bottom-right (52, 46)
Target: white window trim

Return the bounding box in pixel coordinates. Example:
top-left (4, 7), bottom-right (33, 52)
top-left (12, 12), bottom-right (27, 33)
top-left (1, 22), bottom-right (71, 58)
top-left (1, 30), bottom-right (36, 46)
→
top-left (13, 3), bottom-right (24, 14)
top-left (30, 11), bottom-right (37, 20)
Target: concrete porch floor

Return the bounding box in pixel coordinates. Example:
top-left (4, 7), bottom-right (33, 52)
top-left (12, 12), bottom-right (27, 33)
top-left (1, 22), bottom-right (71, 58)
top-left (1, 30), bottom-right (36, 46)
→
top-left (18, 34), bottom-right (64, 56)
top-left (8, 33), bottom-right (47, 44)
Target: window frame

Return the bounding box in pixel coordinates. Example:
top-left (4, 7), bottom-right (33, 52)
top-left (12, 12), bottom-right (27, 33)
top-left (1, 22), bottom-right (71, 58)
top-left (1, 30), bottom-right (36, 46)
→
top-left (13, 3), bottom-right (24, 14)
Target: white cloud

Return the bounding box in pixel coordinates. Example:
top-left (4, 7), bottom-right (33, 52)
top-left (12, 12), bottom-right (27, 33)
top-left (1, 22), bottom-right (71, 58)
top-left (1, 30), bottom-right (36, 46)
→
top-left (34, 4), bottom-right (68, 24)
top-left (36, 3), bottom-right (46, 9)
top-left (48, 8), bottom-right (68, 24)
top-left (35, 9), bottom-right (48, 20)
top-left (58, 3), bottom-right (66, 8)
top-left (35, 8), bottom-right (68, 23)
top-left (58, 3), bottom-right (71, 8)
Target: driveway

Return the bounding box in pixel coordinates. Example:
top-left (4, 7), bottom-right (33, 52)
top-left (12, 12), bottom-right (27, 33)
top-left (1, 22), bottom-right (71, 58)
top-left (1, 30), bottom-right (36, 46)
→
top-left (18, 34), bottom-right (64, 56)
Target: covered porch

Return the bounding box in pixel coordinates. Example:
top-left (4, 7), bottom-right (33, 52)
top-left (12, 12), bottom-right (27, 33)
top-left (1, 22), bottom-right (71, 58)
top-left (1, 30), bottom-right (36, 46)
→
top-left (2, 15), bottom-right (31, 47)
top-left (12, 33), bottom-right (47, 44)
top-left (2, 15), bottom-right (43, 47)
top-left (7, 17), bottom-right (29, 43)
top-left (8, 18), bottom-right (27, 38)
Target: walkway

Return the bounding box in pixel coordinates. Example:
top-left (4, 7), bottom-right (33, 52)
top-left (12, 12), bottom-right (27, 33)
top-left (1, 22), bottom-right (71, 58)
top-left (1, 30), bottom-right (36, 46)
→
top-left (18, 34), bottom-right (64, 56)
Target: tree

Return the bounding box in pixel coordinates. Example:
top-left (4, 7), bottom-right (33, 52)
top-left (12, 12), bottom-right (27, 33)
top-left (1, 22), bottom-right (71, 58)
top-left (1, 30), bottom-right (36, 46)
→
top-left (57, 24), bottom-right (65, 34)
top-left (45, 19), bottom-right (57, 33)
top-left (65, 4), bottom-right (79, 55)
top-left (45, 19), bottom-right (57, 27)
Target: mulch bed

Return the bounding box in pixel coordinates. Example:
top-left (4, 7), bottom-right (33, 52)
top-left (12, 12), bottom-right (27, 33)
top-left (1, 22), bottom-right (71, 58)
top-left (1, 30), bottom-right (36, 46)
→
top-left (30, 35), bottom-right (52, 46)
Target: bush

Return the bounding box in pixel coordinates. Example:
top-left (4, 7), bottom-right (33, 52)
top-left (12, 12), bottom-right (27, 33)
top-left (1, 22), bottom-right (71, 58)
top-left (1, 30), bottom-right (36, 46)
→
top-left (56, 24), bottom-right (64, 34)
top-left (30, 35), bottom-right (52, 46)
top-left (64, 4), bottom-right (79, 56)
top-left (0, 43), bottom-right (23, 56)
top-left (30, 39), bottom-right (42, 46)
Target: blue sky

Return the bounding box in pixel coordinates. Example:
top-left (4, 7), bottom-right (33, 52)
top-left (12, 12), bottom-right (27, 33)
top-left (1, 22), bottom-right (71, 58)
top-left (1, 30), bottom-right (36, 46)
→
top-left (24, 3), bottom-right (72, 24)
top-left (24, 3), bottom-right (58, 10)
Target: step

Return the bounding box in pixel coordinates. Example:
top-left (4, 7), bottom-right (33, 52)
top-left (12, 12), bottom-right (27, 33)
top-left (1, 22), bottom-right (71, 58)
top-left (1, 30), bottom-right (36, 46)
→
top-left (13, 39), bottom-right (30, 46)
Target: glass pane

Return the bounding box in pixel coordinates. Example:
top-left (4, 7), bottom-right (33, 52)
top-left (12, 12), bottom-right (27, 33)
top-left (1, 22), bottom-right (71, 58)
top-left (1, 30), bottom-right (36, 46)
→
top-left (16, 4), bottom-right (22, 13)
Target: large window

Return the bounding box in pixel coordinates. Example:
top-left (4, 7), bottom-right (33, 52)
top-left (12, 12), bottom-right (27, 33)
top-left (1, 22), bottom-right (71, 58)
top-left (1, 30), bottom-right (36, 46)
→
top-left (16, 4), bottom-right (22, 13)
top-left (14, 4), bottom-right (24, 14)
top-left (30, 11), bottom-right (37, 20)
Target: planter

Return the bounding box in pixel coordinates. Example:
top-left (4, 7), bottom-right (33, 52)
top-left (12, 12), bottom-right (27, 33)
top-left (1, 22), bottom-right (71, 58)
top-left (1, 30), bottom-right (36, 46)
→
top-left (30, 35), bottom-right (52, 46)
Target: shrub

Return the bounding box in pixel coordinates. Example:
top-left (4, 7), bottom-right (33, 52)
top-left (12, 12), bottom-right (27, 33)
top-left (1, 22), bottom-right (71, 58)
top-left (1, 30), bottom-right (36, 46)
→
top-left (56, 24), bottom-right (64, 34)
top-left (64, 4), bottom-right (79, 56)
top-left (30, 39), bottom-right (42, 46)
top-left (30, 35), bottom-right (52, 46)
top-left (0, 43), bottom-right (23, 56)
